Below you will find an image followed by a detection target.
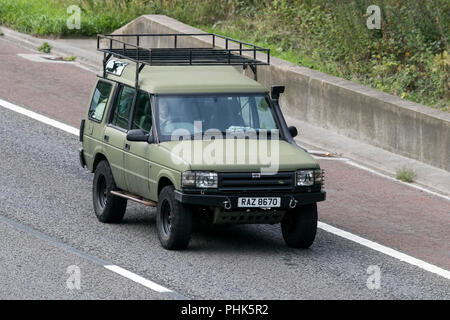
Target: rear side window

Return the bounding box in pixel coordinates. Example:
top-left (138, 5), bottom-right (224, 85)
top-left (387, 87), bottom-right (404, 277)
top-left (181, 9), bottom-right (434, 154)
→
top-left (88, 81), bottom-right (112, 121)
top-left (111, 85), bottom-right (136, 130)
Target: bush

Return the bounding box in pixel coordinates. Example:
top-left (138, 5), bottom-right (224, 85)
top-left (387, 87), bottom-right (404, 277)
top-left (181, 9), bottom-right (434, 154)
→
top-left (38, 42), bottom-right (52, 53)
top-left (396, 167), bottom-right (417, 183)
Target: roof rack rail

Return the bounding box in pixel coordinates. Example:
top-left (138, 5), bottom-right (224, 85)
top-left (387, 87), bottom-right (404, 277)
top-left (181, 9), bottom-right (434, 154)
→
top-left (97, 33), bottom-right (270, 88)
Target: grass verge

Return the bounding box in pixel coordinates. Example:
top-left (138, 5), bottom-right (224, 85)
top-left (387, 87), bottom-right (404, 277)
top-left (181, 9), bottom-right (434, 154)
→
top-left (0, 0), bottom-right (448, 111)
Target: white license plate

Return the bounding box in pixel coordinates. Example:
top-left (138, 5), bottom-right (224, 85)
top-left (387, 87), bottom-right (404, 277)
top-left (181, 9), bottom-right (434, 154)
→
top-left (237, 197), bottom-right (281, 208)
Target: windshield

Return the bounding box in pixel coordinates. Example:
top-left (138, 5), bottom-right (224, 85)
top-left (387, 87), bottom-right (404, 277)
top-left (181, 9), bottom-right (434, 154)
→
top-left (156, 94), bottom-right (279, 141)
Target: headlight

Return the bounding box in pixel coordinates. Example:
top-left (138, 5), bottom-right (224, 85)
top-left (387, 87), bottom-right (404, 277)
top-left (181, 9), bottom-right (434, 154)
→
top-left (296, 170), bottom-right (314, 186)
top-left (296, 169), bottom-right (323, 186)
top-left (182, 171), bottom-right (218, 188)
top-left (196, 171), bottom-right (218, 188)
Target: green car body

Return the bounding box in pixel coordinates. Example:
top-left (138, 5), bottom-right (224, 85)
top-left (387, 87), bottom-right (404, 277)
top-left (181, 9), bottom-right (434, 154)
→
top-left (80, 59), bottom-right (326, 250)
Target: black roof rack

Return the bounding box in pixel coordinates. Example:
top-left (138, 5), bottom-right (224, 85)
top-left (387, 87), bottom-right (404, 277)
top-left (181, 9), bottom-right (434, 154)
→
top-left (97, 33), bottom-right (270, 88)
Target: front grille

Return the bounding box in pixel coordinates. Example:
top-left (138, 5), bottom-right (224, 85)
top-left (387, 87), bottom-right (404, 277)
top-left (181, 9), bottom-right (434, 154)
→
top-left (218, 172), bottom-right (294, 192)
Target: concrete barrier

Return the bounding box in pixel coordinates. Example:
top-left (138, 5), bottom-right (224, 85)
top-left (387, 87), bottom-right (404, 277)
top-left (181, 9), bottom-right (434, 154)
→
top-left (113, 15), bottom-right (450, 171)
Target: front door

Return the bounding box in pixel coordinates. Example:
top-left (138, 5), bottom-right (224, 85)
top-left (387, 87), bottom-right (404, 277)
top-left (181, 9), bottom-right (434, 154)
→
top-left (124, 91), bottom-right (153, 199)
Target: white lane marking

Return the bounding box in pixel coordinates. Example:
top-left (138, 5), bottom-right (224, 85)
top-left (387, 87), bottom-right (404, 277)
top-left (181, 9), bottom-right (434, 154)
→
top-left (0, 98), bottom-right (79, 136)
top-left (319, 222), bottom-right (450, 280)
top-left (1, 97), bottom-right (450, 281)
top-left (105, 265), bottom-right (173, 293)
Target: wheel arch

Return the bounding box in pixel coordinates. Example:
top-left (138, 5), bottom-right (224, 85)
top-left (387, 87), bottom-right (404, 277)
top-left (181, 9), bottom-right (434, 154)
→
top-left (158, 176), bottom-right (175, 197)
top-left (92, 152), bottom-right (108, 173)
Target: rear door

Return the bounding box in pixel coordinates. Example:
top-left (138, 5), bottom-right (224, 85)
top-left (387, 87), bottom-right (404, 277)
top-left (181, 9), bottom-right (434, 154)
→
top-left (103, 84), bottom-right (136, 190)
top-left (82, 79), bottom-right (114, 169)
top-left (123, 90), bottom-right (153, 198)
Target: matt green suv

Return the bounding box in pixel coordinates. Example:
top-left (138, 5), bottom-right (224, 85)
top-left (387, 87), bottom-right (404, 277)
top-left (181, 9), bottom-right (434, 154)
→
top-left (79, 33), bottom-right (325, 250)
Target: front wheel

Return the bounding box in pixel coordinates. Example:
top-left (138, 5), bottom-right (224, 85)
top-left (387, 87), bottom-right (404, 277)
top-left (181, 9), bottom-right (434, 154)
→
top-left (281, 203), bottom-right (318, 248)
top-left (156, 186), bottom-right (192, 250)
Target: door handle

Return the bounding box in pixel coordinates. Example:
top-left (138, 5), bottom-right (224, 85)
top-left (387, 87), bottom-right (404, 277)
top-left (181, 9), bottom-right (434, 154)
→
top-left (104, 135), bottom-right (109, 143)
top-left (125, 143), bottom-right (130, 151)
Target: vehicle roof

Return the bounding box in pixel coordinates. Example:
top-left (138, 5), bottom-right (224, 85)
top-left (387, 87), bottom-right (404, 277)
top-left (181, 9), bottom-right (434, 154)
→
top-left (100, 59), bottom-right (267, 94)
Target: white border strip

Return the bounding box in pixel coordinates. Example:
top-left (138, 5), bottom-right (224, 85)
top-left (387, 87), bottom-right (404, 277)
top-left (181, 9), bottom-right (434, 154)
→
top-left (1, 98), bottom-right (450, 281)
top-left (105, 265), bottom-right (174, 293)
top-left (344, 160), bottom-right (450, 201)
top-left (313, 153), bottom-right (450, 201)
top-left (319, 222), bottom-right (450, 280)
top-left (0, 98), bottom-right (79, 136)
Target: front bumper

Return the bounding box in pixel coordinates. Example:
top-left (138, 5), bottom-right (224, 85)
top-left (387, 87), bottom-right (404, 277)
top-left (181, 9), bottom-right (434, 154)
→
top-left (174, 190), bottom-right (326, 210)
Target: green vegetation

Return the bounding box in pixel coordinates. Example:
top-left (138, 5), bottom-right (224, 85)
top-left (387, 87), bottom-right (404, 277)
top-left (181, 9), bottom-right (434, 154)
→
top-left (63, 55), bottom-right (77, 61)
top-left (396, 167), bottom-right (417, 183)
top-left (0, 0), bottom-right (448, 111)
top-left (0, 28), bottom-right (3, 36)
top-left (38, 42), bottom-right (52, 53)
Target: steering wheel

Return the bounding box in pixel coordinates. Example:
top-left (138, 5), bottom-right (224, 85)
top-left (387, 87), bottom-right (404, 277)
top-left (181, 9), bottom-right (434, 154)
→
top-left (160, 116), bottom-right (192, 133)
top-left (160, 117), bottom-right (204, 135)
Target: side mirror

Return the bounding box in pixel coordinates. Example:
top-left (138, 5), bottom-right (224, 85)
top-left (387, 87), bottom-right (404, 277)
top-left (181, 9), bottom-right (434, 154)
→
top-left (288, 126), bottom-right (298, 138)
top-left (126, 129), bottom-right (149, 142)
top-left (271, 85), bottom-right (285, 100)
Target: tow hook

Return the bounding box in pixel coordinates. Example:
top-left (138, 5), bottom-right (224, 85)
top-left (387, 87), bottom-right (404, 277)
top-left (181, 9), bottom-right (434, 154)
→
top-left (223, 199), bottom-right (232, 210)
top-left (289, 197), bottom-right (298, 209)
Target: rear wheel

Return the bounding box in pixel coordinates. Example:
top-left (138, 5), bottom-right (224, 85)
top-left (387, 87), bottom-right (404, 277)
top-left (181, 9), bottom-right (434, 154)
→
top-left (93, 160), bottom-right (127, 223)
top-left (156, 185), bottom-right (192, 250)
top-left (281, 203), bottom-right (318, 248)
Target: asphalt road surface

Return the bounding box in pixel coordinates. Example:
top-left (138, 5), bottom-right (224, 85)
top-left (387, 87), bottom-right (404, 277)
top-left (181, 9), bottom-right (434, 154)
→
top-left (0, 38), bottom-right (449, 299)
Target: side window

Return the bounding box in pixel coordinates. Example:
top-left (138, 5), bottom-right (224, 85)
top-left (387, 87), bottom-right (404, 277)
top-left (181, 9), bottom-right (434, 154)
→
top-left (237, 96), bottom-right (276, 129)
top-left (255, 97), bottom-right (277, 130)
top-left (131, 91), bottom-right (152, 133)
top-left (111, 85), bottom-right (135, 130)
top-left (88, 81), bottom-right (112, 121)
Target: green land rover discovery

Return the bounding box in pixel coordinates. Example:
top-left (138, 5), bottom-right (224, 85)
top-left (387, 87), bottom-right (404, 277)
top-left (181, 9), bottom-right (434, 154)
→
top-left (79, 34), bottom-right (326, 250)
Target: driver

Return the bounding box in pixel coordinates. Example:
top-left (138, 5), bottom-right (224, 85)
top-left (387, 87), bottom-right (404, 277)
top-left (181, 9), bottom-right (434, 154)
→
top-left (158, 98), bottom-right (199, 135)
top-left (159, 99), bottom-right (170, 123)
top-left (158, 98), bottom-right (175, 134)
